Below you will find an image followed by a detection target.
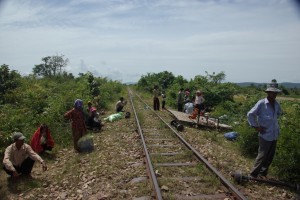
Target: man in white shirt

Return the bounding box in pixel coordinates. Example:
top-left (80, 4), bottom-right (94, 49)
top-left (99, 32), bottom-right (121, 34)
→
top-left (247, 80), bottom-right (281, 178)
top-left (3, 132), bottom-right (47, 178)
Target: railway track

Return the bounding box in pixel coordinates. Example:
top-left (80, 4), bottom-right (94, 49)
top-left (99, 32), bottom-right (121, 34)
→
top-left (128, 89), bottom-right (247, 200)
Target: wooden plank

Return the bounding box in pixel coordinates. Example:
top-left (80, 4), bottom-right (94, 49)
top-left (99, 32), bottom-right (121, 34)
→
top-left (167, 109), bottom-right (232, 130)
top-left (155, 162), bottom-right (197, 167)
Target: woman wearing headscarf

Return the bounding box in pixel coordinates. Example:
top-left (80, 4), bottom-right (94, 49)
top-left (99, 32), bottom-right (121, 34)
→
top-left (30, 124), bottom-right (55, 154)
top-left (64, 99), bottom-right (87, 152)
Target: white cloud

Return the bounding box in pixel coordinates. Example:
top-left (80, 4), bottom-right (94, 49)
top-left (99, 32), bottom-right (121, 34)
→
top-left (0, 0), bottom-right (299, 83)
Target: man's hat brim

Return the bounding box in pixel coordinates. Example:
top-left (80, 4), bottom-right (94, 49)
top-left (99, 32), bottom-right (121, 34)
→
top-left (265, 88), bottom-right (281, 93)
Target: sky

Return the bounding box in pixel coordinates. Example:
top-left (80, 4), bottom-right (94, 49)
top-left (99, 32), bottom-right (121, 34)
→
top-left (0, 0), bottom-right (300, 83)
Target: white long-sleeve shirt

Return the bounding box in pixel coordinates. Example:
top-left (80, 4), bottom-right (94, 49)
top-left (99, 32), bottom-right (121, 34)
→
top-left (195, 95), bottom-right (205, 105)
top-left (247, 98), bottom-right (281, 141)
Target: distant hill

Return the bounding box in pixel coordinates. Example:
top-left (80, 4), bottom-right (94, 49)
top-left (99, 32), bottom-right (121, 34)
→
top-left (236, 82), bottom-right (300, 88)
top-left (123, 81), bottom-right (300, 88)
top-left (124, 81), bottom-right (137, 85)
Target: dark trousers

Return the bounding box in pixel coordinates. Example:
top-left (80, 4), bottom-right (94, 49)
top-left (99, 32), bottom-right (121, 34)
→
top-left (3, 157), bottom-right (35, 176)
top-left (195, 103), bottom-right (205, 113)
top-left (153, 97), bottom-right (160, 110)
top-left (41, 144), bottom-right (53, 152)
top-left (116, 106), bottom-right (124, 113)
top-left (162, 100), bottom-right (166, 109)
top-left (250, 137), bottom-right (277, 177)
top-left (177, 103), bottom-right (183, 112)
top-left (87, 116), bottom-right (94, 127)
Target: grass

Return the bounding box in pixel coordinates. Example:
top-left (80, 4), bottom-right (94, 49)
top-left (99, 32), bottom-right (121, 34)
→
top-left (151, 150), bottom-right (195, 163)
top-left (1, 89), bottom-right (298, 200)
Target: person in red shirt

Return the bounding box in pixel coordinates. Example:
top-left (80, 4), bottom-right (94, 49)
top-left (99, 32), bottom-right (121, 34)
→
top-left (64, 99), bottom-right (87, 152)
top-left (30, 124), bottom-right (55, 154)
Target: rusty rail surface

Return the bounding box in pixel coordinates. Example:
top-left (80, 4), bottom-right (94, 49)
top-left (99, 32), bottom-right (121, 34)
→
top-left (128, 89), bottom-right (163, 200)
top-left (129, 89), bottom-right (248, 200)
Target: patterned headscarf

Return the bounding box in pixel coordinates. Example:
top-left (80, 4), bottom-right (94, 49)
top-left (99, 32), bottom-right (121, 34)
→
top-left (74, 99), bottom-right (83, 109)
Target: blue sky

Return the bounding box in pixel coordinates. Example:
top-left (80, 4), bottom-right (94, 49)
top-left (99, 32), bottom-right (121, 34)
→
top-left (0, 0), bottom-right (300, 83)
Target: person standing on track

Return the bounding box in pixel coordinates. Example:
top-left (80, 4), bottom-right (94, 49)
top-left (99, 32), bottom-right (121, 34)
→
top-left (153, 85), bottom-right (160, 111)
top-left (161, 91), bottom-right (166, 110)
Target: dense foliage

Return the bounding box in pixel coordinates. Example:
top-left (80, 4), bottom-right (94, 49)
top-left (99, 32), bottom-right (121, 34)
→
top-left (1, 62), bottom-right (300, 183)
top-left (0, 66), bottom-right (124, 156)
top-left (274, 101), bottom-right (300, 181)
top-left (0, 64), bottom-right (21, 104)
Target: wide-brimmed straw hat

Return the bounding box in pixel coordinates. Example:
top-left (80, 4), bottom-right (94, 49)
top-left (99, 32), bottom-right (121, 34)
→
top-left (265, 80), bottom-right (281, 93)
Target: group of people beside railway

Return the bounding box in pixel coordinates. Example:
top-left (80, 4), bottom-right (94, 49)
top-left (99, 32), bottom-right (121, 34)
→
top-left (2, 79), bottom-right (283, 183)
top-left (2, 96), bottom-right (128, 179)
top-left (152, 85), bottom-right (206, 118)
top-left (180, 88), bottom-right (205, 117)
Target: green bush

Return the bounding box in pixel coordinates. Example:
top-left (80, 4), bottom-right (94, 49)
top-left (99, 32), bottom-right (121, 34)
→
top-left (0, 71), bottom-right (126, 156)
top-left (272, 102), bottom-right (300, 181)
top-left (236, 121), bottom-right (258, 157)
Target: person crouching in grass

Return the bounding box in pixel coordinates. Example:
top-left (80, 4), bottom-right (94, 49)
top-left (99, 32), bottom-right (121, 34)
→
top-left (3, 132), bottom-right (47, 178)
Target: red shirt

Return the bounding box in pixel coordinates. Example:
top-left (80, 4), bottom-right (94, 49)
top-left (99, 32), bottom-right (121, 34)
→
top-left (64, 108), bottom-right (86, 132)
top-left (30, 126), bottom-right (55, 153)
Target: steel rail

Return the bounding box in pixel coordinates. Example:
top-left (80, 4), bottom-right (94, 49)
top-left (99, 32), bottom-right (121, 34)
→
top-left (133, 90), bottom-right (248, 200)
top-left (128, 89), bottom-right (163, 200)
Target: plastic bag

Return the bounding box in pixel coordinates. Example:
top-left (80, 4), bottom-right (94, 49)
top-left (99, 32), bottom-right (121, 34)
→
top-left (104, 112), bottom-right (123, 122)
top-left (78, 135), bottom-right (94, 153)
top-left (224, 132), bottom-right (239, 141)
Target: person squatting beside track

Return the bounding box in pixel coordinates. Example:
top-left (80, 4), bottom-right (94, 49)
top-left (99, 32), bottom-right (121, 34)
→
top-left (30, 124), bottom-right (55, 154)
top-left (3, 132), bottom-right (47, 178)
top-left (115, 97), bottom-right (127, 113)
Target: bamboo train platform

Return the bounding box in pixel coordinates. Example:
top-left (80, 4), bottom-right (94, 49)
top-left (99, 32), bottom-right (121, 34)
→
top-left (167, 109), bottom-right (233, 130)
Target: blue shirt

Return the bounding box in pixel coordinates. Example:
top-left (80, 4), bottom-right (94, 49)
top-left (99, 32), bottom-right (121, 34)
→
top-left (247, 98), bottom-right (281, 141)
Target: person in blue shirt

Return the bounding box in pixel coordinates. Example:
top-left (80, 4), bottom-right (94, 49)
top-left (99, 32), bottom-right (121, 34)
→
top-left (247, 79), bottom-right (282, 178)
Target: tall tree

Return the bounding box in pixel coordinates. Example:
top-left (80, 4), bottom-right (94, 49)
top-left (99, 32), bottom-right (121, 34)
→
top-left (33, 56), bottom-right (51, 77)
top-left (0, 64), bottom-right (21, 103)
top-left (33, 55), bottom-right (69, 77)
top-left (205, 71), bottom-right (226, 84)
top-left (50, 54), bottom-right (69, 76)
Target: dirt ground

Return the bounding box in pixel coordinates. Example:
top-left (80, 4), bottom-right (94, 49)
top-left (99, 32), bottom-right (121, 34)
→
top-left (1, 105), bottom-right (299, 200)
top-left (0, 111), bottom-right (153, 200)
